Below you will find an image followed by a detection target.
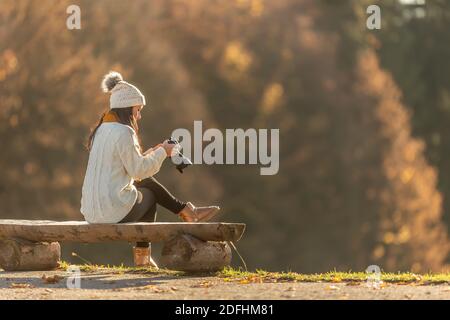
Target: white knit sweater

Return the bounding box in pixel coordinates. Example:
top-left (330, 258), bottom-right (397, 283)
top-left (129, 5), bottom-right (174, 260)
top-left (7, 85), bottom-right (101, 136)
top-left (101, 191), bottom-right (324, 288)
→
top-left (80, 122), bottom-right (167, 223)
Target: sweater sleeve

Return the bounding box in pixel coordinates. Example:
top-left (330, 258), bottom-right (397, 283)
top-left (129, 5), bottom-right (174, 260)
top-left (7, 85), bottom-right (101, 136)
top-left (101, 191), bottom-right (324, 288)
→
top-left (116, 128), bottom-right (167, 180)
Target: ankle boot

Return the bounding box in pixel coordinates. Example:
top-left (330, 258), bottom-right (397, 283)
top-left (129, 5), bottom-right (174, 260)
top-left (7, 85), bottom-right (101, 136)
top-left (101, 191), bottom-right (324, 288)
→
top-left (133, 245), bottom-right (159, 269)
top-left (178, 202), bottom-right (221, 222)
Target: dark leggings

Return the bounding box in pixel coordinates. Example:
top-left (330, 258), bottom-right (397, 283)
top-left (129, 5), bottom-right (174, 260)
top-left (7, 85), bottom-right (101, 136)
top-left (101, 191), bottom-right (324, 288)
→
top-left (134, 177), bottom-right (186, 214)
top-left (119, 176), bottom-right (186, 247)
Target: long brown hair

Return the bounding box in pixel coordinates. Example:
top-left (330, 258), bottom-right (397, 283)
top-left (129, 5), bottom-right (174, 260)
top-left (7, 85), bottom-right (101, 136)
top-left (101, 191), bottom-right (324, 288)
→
top-left (86, 107), bottom-right (142, 152)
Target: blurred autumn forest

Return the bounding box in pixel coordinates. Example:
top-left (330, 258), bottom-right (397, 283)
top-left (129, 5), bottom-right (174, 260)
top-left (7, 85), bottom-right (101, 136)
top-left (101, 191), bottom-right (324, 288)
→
top-left (1, 0), bottom-right (450, 273)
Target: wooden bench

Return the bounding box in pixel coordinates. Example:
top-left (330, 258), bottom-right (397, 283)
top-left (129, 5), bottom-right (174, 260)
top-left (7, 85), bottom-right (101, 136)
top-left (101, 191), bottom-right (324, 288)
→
top-left (0, 220), bottom-right (246, 272)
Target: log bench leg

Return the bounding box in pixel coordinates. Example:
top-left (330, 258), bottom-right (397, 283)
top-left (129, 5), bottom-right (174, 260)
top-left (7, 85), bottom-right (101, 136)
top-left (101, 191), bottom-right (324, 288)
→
top-left (160, 234), bottom-right (232, 272)
top-left (0, 238), bottom-right (60, 271)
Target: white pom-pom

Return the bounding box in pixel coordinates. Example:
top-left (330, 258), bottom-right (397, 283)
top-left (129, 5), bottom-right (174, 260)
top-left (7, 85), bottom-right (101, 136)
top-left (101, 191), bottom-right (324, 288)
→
top-left (101, 71), bottom-right (123, 92)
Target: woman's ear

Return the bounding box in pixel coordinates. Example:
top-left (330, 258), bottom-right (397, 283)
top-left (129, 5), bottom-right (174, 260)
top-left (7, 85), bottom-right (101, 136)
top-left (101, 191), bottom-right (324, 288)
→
top-left (131, 105), bottom-right (138, 117)
top-left (132, 105), bottom-right (143, 121)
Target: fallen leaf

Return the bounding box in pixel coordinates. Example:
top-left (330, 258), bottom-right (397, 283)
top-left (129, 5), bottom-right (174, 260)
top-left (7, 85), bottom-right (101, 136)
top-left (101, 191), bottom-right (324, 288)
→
top-left (326, 285), bottom-right (340, 291)
top-left (192, 281), bottom-right (213, 288)
top-left (41, 274), bottom-right (63, 284)
top-left (134, 285), bottom-right (165, 293)
top-left (247, 276), bottom-right (263, 283)
top-left (411, 274), bottom-right (422, 282)
top-left (286, 286), bottom-right (296, 291)
top-left (10, 283), bottom-right (34, 289)
top-left (345, 282), bottom-right (360, 286)
top-left (134, 285), bottom-right (154, 290)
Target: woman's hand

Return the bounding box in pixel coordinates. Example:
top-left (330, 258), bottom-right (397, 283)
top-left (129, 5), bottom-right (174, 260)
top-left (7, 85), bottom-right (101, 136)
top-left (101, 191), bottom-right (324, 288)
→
top-left (161, 140), bottom-right (180, 157)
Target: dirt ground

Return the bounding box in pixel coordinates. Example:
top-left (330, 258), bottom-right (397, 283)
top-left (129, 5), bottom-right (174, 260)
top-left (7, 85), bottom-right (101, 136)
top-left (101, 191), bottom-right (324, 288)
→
top-left (0, 269), bottom-right (449, 300)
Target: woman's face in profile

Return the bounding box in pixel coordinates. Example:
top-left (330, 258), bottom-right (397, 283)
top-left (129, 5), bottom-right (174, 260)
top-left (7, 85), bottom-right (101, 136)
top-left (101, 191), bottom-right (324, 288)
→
top-left (132, 105), bottom-right (143, 121)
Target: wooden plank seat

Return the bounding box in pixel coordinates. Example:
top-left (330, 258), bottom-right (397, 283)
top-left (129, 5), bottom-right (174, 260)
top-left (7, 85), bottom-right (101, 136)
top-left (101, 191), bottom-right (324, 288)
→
top-left (0, 220), bottom-right (246, 272)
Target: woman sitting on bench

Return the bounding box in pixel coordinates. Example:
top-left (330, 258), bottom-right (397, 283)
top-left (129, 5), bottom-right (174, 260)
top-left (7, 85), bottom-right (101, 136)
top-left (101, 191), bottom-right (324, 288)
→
top-left (80, 71), bottom-right (220, 268)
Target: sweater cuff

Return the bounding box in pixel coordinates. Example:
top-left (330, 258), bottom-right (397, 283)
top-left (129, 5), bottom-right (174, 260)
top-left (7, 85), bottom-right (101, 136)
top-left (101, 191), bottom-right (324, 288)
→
top-left (152, 146), bottom-right (167, 162)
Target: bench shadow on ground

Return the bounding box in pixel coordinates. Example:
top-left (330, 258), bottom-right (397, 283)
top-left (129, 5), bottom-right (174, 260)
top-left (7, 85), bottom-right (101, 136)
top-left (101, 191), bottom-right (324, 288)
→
top-left (0, 272), bottom-right (169, 289)
top-left (0, 270), bottom-right (218, 290)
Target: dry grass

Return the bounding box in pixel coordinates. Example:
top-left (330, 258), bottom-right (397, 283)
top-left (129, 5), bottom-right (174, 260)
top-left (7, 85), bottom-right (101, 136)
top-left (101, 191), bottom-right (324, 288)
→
top-left (57, 262), bottom-right (450, 285)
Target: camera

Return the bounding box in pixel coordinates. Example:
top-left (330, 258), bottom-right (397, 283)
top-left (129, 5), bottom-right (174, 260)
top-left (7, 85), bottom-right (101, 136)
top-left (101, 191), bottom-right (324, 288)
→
top-left (167, 137), bottom-right (192, 173)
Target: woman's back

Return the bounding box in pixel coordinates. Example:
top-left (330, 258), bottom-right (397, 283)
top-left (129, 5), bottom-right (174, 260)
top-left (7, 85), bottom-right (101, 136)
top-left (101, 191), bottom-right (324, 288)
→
top-left (81, 119), bottom-right (167, 223)
top-left (81, 122), bottom-right (141, 223)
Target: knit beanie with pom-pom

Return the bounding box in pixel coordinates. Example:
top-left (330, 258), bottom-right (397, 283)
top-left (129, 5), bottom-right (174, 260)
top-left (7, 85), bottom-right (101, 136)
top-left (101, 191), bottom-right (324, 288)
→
top-left (101, 71), bottom-right (146, 109)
